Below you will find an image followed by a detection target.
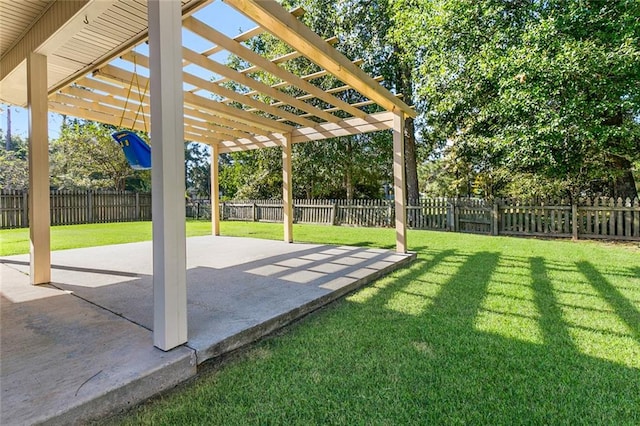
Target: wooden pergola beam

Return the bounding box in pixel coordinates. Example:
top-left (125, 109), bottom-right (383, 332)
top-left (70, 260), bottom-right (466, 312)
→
top-left (224, 0), bottom-right (416, 118)
top-left (241, 59), bottom-right (365, 109)
top-left (181, 46), bottom-right (340, 124)
top-left (217, 111), bottom-right (395, 153)
top-left (184, 17), bottom-right (367, 120)
top-left (94, 64), bottom-right (293, 134)
top-left (226, 36), bottom-right (338, 82)
top-left (268, 73), bottom-right (381, 109)
top-left (121, 51), bottom-right (317, 128)
top-left (75, 75), bottom-right (269, 139)
top-left (50, 95), bottom-right (222, 145)
top-left (195, 6), bottom-right (305, 59)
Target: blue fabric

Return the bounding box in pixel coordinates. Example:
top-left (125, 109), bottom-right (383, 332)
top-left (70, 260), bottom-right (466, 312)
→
top-left (112, 130), bottom-right (151, 170)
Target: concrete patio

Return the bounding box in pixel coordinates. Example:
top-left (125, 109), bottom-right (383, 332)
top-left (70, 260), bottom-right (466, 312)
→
top-left (0, 236), bottom-right (415, 425)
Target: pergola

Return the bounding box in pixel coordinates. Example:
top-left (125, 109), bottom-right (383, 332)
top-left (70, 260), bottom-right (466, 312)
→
top-left (0, 0), bottom-right (415, 350)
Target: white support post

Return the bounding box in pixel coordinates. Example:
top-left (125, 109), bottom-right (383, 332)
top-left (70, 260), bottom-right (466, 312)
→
top-left (282, 133), bottom-right (293, 243)
top-left (392, 112), bottom-right (407, 253)
top-left (148, 0), bottom-right (187, 351)
top-left (27, 52), bottom-right (51, 285)
top-left (211, 143), bottom-right (220, 236)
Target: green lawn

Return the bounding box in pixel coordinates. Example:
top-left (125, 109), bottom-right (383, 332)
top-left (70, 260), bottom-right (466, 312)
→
top-left (0, 220), bottom-right (400, 256)
top-left (2, 222), bottom-right (639, 423)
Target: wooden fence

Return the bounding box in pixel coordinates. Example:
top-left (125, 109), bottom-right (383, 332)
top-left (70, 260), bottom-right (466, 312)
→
top-left (215, 197), bottom-right (640, 241)
top-left (3, 191), bottom-right (639, 241)
top-left (0, 190), bottom-right (151, 228)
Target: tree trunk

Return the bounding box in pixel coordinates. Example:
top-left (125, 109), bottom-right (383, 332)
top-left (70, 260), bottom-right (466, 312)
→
top-left (394, 57), bottom-right (420, 203)
top-left (344, 138), bottom-right (354, 200)
top-left (404, 117), bottom-right (419, 203)
top-left (345, 170), bottom-right (354, 200)
top-left (610, 154), bottom-right (638, 199)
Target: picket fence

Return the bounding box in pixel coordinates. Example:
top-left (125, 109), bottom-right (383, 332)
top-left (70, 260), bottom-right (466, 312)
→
top-left (213, 197), bottom-right (640, 241)
top-left (2, 190), bottom-right (639, 241)
top-left (0, 190), bottom-right (151, 228)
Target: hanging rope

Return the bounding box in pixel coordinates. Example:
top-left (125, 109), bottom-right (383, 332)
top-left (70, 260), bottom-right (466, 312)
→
top-left (133, 76), bottom-right (150, 135)
top-left (117, 54), bottom-right (149, 136)
top-left (112, 52), bottom-right (152, 170)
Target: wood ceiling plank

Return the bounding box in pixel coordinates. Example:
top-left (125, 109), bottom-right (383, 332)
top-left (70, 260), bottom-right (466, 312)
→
top-left (111, 2), bottom-right (148, 27)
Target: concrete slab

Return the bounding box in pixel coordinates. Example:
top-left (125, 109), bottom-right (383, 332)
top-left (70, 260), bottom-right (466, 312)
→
top-left (1, 236), bottom-right (415, 424)
top-left (0, 265), bottom-right (196, 426)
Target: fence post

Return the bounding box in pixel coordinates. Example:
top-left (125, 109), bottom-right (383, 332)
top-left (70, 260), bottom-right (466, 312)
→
top-left (22, 191), bottom-right (29, 227)
top-left (253, 203), bottom-right (258, 221)
top-left (572, 203), bottom-right (578, 240)
top-left (492, 200), bottom-right (499, 236)
top-left (134, 192), bottom-right (140, 220)
top-left (86, 191), bottom-right (93, 223)
top-left (331, 202), bottom-right (338, 226)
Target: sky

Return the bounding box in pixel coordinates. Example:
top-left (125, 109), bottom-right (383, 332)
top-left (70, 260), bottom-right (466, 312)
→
top-left (0, 1), bottom-right (254, 141)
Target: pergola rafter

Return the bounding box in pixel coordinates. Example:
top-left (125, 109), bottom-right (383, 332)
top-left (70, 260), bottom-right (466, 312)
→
top-left (24, 1), bottom-right (414, 154)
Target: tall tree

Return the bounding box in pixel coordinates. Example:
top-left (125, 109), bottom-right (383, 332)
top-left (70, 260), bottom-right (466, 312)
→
top-left (221, 0), bottom-right (419, 200)
top-left (393, 0), bottom-right (640, 199)
top-left (331, 0), bottom-right (421, 200)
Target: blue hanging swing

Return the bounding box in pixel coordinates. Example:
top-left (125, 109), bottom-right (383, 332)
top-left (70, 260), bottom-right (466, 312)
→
top-left (112, 54), bottom-right (151, 170)
top-left (112, 130), bottom-right (151, 170)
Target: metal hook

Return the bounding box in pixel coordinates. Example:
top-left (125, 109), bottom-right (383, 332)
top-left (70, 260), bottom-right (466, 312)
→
top-left (83, 15), bottom-right (89, 24)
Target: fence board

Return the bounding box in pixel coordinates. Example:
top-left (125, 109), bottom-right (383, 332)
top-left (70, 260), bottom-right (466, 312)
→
top-left (3, 191), bottom-right (639, 241)
top-left (1, 190), bottom-right (151, 228)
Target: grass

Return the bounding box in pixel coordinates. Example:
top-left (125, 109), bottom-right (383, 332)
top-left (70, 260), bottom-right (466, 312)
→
top-left (0, 221), bottom-right (397, 256)
top-left (2, 222), bottom-right (639, 424)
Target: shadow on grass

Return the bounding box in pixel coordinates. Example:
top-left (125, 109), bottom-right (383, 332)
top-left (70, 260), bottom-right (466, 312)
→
top-left (530, 257), bottom-right (575, 348)
top-left (577, 261), bottom-right (640, 342)
top-left (326, 250), bottom-right (640, 423)
top-left (120, 246), bottom-right (640, 425)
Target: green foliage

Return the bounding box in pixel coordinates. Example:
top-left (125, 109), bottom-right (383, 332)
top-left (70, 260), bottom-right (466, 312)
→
top-left (293, 134), bottom-right (393, 199)
top-left (185, 142), bottom-right (211, 198)
top-left (50, 120), bottom-right (150, 191)
top-left (220, 148), bottom-right (283, 199)
top-left (0, 135), bottom-right (28, 190)
top-left (217, 0), bottom-right (418, 200)
top-left (393, 0), bottom-right (640, 198)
